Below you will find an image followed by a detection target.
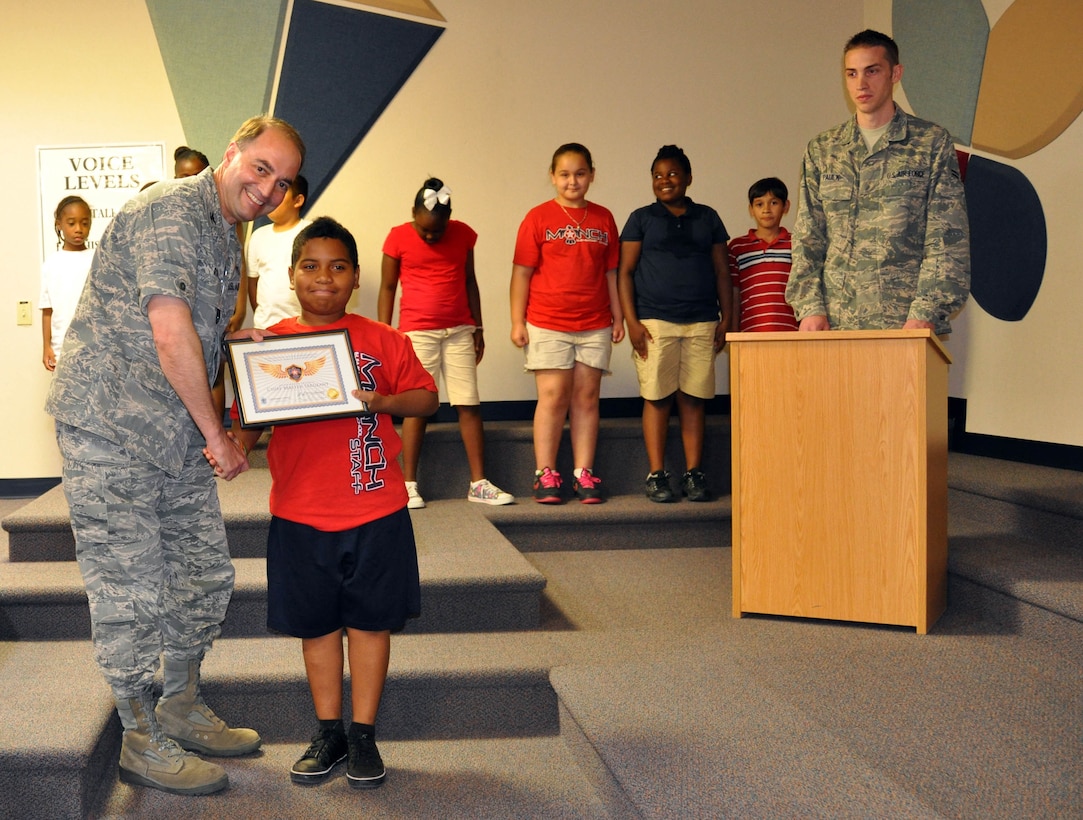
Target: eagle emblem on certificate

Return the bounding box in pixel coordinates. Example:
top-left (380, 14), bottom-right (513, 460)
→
top-left (258, 357), bottom-right (327, 382)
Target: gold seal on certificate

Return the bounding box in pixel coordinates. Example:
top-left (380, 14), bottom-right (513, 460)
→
top-left (224, 329), bottom-right (368, 427)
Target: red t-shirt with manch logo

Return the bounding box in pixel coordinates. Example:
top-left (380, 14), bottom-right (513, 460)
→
top-left (261, 313), bottom-right (437, 531)
top-left (513, 199), bottom-right (619, 332)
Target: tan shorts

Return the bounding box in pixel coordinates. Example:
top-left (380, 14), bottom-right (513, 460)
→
top-left (523, 322), bottom-right (612, 374)
top-left (405, 325), bottom-right (479, 405)
top-left (632, 319), bottom-right (716, 400)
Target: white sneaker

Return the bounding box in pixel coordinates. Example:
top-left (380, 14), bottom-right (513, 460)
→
top-left (467, 479), bottom-right (515, 506)
top-left (405, 481), bottom-right (426, 509)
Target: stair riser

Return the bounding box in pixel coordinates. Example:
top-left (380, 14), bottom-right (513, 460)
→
top-left (7, 526), bottom-right (269, 563)
top-left (200, 677), bottom-right (560, 743)
top-left (498, 520), bottom-right (729, 552)
top-left (949, 489), bottom-right (1083, 549)
top-left (948, 575), bottom-right (1083, 667)
top-left (0, 587), bottom-right (541, 641)
top-left (413, 421), bottom-right (731, 501)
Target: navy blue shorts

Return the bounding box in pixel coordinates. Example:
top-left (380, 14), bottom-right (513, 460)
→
top-left (266, 508), bottom-right (421, 638)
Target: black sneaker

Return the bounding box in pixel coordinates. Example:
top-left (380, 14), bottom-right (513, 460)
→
top-left (681, 469), bottom-right (710, 502)
top-left (572, 468), bottom-right (604, 504)
top-left (533, 467), bottom-right (563, 504)
top-left (645, 470), bottom-right (675, 503)
top-left (291, 725), bottom-right (347, 784)
top-left (347, 724), bottom-right (385, 789)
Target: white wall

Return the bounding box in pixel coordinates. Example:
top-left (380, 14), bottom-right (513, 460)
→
top-left (867, 0), bottom-right (1083, 446)
top-left (958, 118), bottom-right (1083, 445)
top-left (28, 0), bottom-right (1045, 480)
top-left (2, 3), bottom-right (189, 479)
top-left (316, 0), bottom-right (861, 402)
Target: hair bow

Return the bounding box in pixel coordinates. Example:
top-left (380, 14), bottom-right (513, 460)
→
top-left (423, 185), bottom-right (452, 211)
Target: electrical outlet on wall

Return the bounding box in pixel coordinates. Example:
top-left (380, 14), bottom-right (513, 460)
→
top-left (17, 301), bottom-right (33, 326)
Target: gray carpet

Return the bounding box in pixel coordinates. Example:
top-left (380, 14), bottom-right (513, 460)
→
top-left (2, 425), bottom-right (1082, 818)
top-left (74, 543), bottom-right (1081, 818)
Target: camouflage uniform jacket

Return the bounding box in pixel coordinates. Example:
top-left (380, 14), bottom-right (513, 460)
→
top-left (786, 106), bottom-right (970, 335)
top-left (46, 168), bottom-right (241, 477)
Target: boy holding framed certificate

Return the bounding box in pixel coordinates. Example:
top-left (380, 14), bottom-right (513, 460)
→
top-left (217, 216), bottom-right (437, 790)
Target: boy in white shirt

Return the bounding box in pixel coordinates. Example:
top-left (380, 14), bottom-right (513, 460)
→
top-left (247, 174), bottom-right (309, 327)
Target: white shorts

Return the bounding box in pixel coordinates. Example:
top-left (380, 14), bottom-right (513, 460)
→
top-left (405, 325), bottom-right (480, 406)
top-left (523, 322), bottom-right (612, 374)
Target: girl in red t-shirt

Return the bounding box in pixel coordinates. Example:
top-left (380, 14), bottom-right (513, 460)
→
top-left (379, 178), bottom-right (514, 509)
top-left (510, 144), bottom-right (624, 504)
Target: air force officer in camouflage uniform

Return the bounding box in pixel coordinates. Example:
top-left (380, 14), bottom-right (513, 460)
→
top-left (786, 29), bottom-right (970, 334)
top-left (46, 116), bottom-right (304, 796)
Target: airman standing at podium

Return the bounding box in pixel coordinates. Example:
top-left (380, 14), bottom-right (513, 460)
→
top-left (786, 29), bottom-right (970, 335)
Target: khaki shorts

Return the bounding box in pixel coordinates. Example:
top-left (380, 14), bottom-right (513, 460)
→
top-left (524, 322), bottom-right (612, 373)
top-left (405, 325), bottom-right (479, 406)
top-left (633, 319), bottom-right (716, 400)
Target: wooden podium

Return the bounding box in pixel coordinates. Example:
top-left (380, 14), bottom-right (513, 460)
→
top-left (727, 330), bottom-right (950, 633)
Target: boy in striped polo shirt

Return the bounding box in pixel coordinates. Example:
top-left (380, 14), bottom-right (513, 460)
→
top-left (728, 177), bottom-right (798, 332)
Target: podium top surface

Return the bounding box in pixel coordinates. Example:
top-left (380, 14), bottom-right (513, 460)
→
top-left (725, 329), bottom-right (951, 365)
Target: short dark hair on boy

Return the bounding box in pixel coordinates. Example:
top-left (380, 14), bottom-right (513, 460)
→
top-left (291, 173), bottom-right (309, 200)
top-left (748, 177), bottom-right (788, 203)
top-left (292, 216), bottom-right (358, 268)
top-left (651, 144), bottom-right (691, 176)
top-left (844, 29), bottom-right (900, 66)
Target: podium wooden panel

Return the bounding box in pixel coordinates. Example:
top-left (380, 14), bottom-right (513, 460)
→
top-left (727, 330), bottom-right (950, 633)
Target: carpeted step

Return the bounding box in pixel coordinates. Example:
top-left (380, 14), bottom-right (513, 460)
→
top-left (943, 454), bottom-right (1083, 662)
top-left (480, 493), bottom-right (731, 552)
top-left (551, 623), bottom-right (1083, 819)
top-left (2, 470), bottom-right (275, 563)
top-left (554, 660), bottom-right (943, 818)
top-left (947, 514), bottom-right (1083, 665)
top-left (92, 737), bottom-right (612, 818)
top-left (2, 417), bottom-right (733, 562)
top-left (948, 452), bottom-right (1083, 539)
top-left (381, 416), bottom-right (731, 503)
top-left (0, 641), bottom-right (120, 820)
top-left (0, 507), bottom-right (546, 641)
top-left (1, 484), bottom-right (77, 563)
top-left (3, 635), bottom-right (563, 819)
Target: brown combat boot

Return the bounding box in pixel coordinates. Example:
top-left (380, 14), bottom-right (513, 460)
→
top-left (116, 691), bottom-right (229, 795)
top-left (156, 657), bottom-right (262, 757)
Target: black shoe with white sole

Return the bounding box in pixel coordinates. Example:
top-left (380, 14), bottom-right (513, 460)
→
top-left (347, 724), bottom-right (386, 789)
top-left (291, 725), bottom-right (347, 785)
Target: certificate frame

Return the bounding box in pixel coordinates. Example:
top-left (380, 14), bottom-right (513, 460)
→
top-left (224, 329), bottom-right (367, 428)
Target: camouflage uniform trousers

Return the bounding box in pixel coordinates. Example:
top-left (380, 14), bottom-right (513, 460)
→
top-left (56, 422), bottom-right (234, 698)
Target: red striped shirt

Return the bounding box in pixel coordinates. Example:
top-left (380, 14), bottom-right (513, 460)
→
top-left (728, 228), bottom-right (798, 332)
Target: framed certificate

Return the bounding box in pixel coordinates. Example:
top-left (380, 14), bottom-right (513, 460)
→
top-left (224, 329), bottom-right (368, 428)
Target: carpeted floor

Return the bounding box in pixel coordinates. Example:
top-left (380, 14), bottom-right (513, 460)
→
top-left (68, 541), bottom-right (1082, 818)
top-left (3, 442), bottom-right (1082, 818)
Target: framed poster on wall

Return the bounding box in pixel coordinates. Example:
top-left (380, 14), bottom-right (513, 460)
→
top-left (36, 143), bottom-right (165, 262)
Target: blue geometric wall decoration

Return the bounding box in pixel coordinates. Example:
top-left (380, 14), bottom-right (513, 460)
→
top-left (273, 0), bottom-right (444, 206)
top-left (145, 0), bottom-right (444, 202)
top-left (963, 156), bottom-right (1046, 322)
